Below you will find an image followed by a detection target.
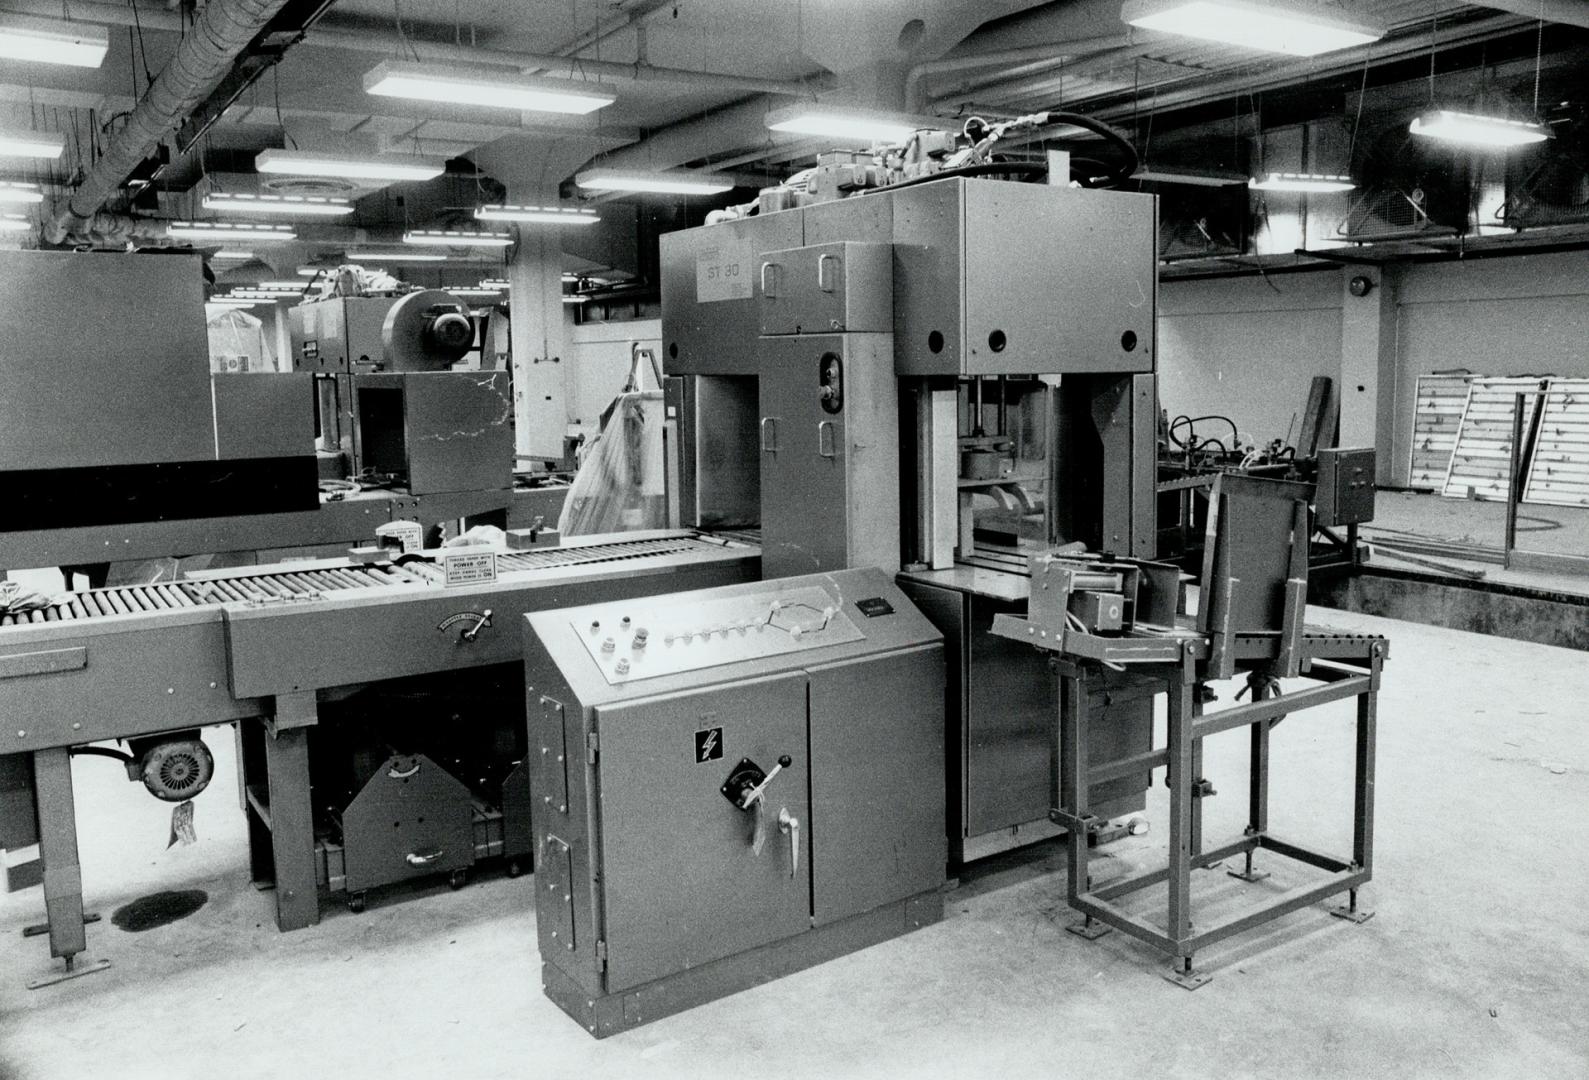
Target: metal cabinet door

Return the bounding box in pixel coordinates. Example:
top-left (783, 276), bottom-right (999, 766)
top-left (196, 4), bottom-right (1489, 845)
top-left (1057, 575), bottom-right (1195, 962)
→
top-left (759, 340), bottom-right (849, 579)
top-left (594, 672), bottom-right (810, 993)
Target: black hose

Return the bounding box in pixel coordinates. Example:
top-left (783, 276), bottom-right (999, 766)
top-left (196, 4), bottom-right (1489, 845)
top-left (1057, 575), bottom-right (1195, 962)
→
top-left (71, 745), bottom-right (136, 765)
top-left (1028, 111), bottom-right (1140, 188)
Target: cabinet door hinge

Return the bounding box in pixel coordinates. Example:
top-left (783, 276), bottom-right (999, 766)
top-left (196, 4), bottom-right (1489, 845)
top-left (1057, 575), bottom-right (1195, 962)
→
top-left (594, 939), bottom-right (608, 971)
top-left (585, 731), bottom-right (599, 764)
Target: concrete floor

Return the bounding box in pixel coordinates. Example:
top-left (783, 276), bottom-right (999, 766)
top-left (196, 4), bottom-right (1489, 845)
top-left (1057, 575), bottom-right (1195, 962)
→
top-left (2, 605), bottom-right (1586, 1080)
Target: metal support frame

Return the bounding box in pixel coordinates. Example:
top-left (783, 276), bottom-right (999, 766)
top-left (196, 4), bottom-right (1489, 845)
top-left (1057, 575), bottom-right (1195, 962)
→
top-left (243, 691), bottom-right (321, 931)
top-left (1057, 638), bottom-right (1383, 988)
top-left (25, 748), bottom-right (112, 988)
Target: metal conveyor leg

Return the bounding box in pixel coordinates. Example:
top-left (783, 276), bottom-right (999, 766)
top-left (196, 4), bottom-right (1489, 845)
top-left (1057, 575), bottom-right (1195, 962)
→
top-left (263, 693), bottom-right (320, 932)
top-left (27, 748), bottom-right (110, 989)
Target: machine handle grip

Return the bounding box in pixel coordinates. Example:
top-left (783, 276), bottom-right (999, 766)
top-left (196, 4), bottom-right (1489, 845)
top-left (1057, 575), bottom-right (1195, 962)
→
top-left (461, 609), bottom-right (493, 642)
top-left (761, 417), bottom-right (778, 453)
top-left (778, 808), bottom-right (800, 877)
top-left (818, 421), bottom-right (837, 459)
top-left (406, 847), bottom-right (444, 867)
top-left (760, 261), bottom-right (778, 297)
top-left (817, 253), bottom-right (837, 293)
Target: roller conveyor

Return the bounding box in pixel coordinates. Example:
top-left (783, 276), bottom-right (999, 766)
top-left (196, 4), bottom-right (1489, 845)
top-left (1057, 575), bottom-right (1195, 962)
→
top-left (0, 534), bottom-right (735, 627)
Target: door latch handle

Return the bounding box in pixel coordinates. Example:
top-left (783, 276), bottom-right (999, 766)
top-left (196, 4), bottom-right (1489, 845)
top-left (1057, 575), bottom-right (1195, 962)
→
top-left (460, 609), bottom-right (493, 643)
top-left (760, 261), bottom-right (778, 297)
top-left (778, 807), bottom-right (800, 877)
top-left (817, 252), bottom-right (837, 292)
top-left (761, 416), bottom-right (778, 453)
top-left (818, 420), bottom-right (837, 459)
top-left (406, 847), bottom-right (444, 867)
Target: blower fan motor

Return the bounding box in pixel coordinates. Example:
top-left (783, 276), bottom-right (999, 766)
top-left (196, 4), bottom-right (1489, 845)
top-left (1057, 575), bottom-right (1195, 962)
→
top-left (126, 733), bottom-right (214, 802)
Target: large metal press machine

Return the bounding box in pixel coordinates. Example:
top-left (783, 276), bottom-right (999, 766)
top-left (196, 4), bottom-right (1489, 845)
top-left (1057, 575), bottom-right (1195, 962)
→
top-left (522, 126), bottom-right (1385, 1033)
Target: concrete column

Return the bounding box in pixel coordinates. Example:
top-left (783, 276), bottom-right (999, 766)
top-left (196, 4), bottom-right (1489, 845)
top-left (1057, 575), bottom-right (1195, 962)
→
top-left (508, 218), bottom-right (570, 463)
top-left (1338, 265), bottom-right (1399, 484)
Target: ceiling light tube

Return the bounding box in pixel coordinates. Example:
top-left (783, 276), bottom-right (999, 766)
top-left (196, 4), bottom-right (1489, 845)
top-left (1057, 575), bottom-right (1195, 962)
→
top-left (1121, 0), bottom-right (1385, 57)
top-left (0, 128), bottom-right (65, 159)
top-left (404, 228), bottom-right (513, 247)
top-left (448, 288), bottom-right (505, 298)
top-left (1409, 109), bottom-right (1550, 148)
top-left (344, 250), bottom-right (449, 262)
top-left (253, 282), bottom-right (310, 291)
top-left (475, 204), bottom-right (600, 225)
top-left (575, 168), bottom-right (735, 195)
top-left (0, 181), bottom-right (42, 204)
top-left (223, 290), bottom-right (291, 300)
top-left (212, 250), bottom-right (257, 261)
top-left (203, 192), bottom-right (354, 216)
top-left (765, 104), bottom-right (938, 144)
top-left (363, 61), bottom-right (615, 115)
top-left (479, 278), bottom-right (511, 288)
top-left (0, 213), bottom-right (31, 232)
top-left (167, 221), bottom-right (297, 242)
top-left (562, 295), bottom-right (590, 304)
top-left (1250, 171), bottom-right (1355, 193)
top-left (255, 148), bottom-right (444, 183)
top-left (0, 14), bottom-right (108, 68)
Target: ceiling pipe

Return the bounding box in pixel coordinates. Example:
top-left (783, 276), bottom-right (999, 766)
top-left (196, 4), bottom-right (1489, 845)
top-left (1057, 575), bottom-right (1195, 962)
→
top-left (903, 32), bottom-right (1134, 110)
top-left (46, 0), bottom-right (293, 241)
top-left (0, 0), bottom-right (822, 98)
top-left (1464, 0), bottom-right (1589, 30)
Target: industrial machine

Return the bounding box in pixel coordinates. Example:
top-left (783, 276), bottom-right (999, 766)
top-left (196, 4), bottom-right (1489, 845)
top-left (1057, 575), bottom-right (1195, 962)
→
top-left (991, 473), bottom-right (1387, 987)
top-left (661, 135), bottom-right (1161, 861)
top-left (1157, 377), bottom-right (1378, 574)
top-left (0, 530), bottom-right (756, 986)
top-left (0, 253), bottom-right (538, 578)
top-left (290, 287), bottom-right (508, 493)
top-left (523, 567), bottom-right (945, 1036)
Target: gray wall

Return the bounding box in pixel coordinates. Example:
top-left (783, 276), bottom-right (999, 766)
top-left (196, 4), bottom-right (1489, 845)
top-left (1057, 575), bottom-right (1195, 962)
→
top-left (1158, 268), bottom-right (1344, 447)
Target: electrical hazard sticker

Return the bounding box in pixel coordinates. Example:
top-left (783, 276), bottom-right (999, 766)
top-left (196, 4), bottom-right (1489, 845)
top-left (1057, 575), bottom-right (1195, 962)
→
top-left (694, 727), bottom-right (724, 763)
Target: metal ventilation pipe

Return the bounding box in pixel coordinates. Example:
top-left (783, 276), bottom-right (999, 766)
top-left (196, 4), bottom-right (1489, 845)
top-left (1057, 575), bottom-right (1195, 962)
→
top-left (45, 0), bottom-right (291, 241)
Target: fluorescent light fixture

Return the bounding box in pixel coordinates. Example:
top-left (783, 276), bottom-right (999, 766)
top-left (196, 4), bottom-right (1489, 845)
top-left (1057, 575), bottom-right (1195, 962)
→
top-left (255, 148), bottom-right (444, 183)
top-left (474, 204), bottom-right (600, 225)
top-left (167, 221), bottom-right (297, 242)
top-left (363, 61), bottom-right (615, 115)
top-left (0, 128), bottom-right (65, 159)
top-left (562, 295), bottom-right (590, 304)
top-left (254, 281), bottom-right (309, 291)
top-left (448, 287), bottom-right (504, 298)
top-left (1251, 171), bottom-right (1355, 193)
top-left (0, 14), bottom-right (108, 68)
top-left (575, 168), bottom-right (734, 195)
top-left (479, 278), bottom-right (510, 288)
top-left (404, 228), bottom-right (513, 247)
top-left (1121, 0), bottom-right (1384, 57)
top-left (297, 266), bottom-right (325, 276)
top-left (208, 299), bottom-right (260, 308)
top-left (1409, 109), bottom-right (1550, 148)
top-left (0, 181), bottom-right (42, 204)
top-left (765, 104), bottom-right (935, 144)
top-left (0, 213), bottom-right (31, 232)
top-left (213, 250), bottom-right (256, 261)
top-left (222, 290), bottom-right (291, 300)
top-left (203, 192), bottom-right (353, 216)
top-left (1132, 166), bottom-right (1249, 187)
top-left (344, 250), bottom-right (449, 262)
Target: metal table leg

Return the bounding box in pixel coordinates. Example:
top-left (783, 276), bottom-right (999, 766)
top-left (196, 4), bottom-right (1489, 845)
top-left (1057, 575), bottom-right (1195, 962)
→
top-left (1060, 665), bottom-right (1109, 940)
top-left (1164, 658), bottom-right (1210, 989)
top-left (26, 748), bottom-right (110, 989)
top-left (1332, 649), bottom-right (1380, 924)
top-left (262, 692), bottom-right (320, 932)
top-left (1231, 671), bottom-right (1273, 884)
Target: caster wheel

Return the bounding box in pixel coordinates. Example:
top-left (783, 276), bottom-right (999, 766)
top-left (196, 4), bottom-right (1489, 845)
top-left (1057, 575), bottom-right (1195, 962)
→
top-left (347, 892), bottom-right (367, 914)
top-left (506, 860), bottom-right (523, 879)
top-left (448, 870), bottom-right (467, 890)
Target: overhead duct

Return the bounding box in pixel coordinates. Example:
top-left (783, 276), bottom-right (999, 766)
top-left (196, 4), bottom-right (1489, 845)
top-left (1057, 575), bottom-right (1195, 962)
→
top-left (46, 0), bottom-right (293, 241)
top-left (0, 0), bottom-right (819, 98)
top-left (1465, 0), bottom-right (1589, 30)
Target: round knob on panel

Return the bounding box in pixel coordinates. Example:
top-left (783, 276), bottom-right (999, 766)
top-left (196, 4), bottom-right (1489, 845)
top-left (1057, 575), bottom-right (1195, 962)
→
top-left (615, 659), bottom-right (630, 675)
top-left (601, 637), bottom-right (616, 653)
